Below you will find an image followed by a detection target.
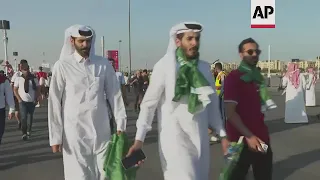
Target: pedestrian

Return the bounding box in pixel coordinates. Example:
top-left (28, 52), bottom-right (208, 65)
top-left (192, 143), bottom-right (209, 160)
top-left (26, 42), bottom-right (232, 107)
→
top-left (11, 61), bottom-right (25, 129)
top-left (0, 72), bottom-right (15, 144)
top-left (305, 67), bottom-right (317, 106)
top-left (13, 60), bottom-right (39, 140)
top-left (282, 62), bottom-right (308, 123)
top-left (127, 22), bottom-right (228, 180)
top-left (48, 24), bottom-right (127, 180)
top-left (224, 38), bottom-right (273, 180)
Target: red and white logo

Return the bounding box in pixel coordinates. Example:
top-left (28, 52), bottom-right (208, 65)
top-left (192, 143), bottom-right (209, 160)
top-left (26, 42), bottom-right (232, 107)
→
top-left (251, 0), bottom-right (275, 28)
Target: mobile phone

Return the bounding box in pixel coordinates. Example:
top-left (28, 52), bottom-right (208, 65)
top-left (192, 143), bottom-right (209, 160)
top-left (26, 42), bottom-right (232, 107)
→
top-left (258, 143), bottom-right (268, 153)
top-left (121, 149), bottom-right (146, 170)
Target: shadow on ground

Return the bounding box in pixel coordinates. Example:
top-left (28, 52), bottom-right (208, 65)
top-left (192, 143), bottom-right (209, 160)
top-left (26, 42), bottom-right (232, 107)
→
top-left (266, 115), bottom-right (319, 135)
top-left (0, 152), bottom-right (62, 170)
top-left (273, 149), bottom-right (320, 179)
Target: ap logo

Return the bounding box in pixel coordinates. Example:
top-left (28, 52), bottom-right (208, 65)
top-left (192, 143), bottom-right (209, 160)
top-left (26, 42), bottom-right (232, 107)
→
top-left (251, 0), bottom-right (275, 28)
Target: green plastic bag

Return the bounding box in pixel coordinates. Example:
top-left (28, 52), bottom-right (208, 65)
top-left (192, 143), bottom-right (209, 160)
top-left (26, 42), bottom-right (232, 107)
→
top-left (103, 100), bottom-right (137, 180)
top-left (218, 136), bottom-right (244, 180)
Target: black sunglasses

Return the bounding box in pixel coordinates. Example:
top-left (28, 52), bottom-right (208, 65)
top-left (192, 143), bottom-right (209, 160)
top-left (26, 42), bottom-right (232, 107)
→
top-left (245, 49), bottom-right (261, 55)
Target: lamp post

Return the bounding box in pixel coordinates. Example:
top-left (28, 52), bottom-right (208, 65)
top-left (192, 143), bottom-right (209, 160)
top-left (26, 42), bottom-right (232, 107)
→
top-left (101, 36), bottom-right (105, 57)
top-left (267, 45), bottom-right (271, 87)
top-left (128, 0), bottom-right (132, 74)
top-left (317, 57), bottom-right (320, 79)
top-left (0, 20), bottom-right (10, 74)
top-left (118, 40), bottom-right (122, 71)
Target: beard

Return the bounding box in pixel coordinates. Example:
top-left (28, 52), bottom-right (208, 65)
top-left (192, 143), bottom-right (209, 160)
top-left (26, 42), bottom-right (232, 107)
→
top-left (180, 45), bottom-right (199, 59)
top-left (243, 56), bottom-right (259, 66)
top-left (75, 44), bottom-right (91, 58)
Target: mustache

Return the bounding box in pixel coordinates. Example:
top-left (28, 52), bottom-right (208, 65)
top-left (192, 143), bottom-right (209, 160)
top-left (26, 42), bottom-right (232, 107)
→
top-left (189, 47), bottom-right (198, 51)
top-left (80, 48), bottom-right (90, 51)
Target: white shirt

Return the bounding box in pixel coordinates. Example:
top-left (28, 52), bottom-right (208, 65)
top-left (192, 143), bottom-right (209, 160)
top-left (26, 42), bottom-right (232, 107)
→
top-left (0, 79), bottom-right (15, 113)
top-left (124, 76), bottom-right (129, 85)
top-left (116, 71), bottom-right (125, 87)
top-left (48, 51), bottom-right (127, 146)
top-left (11, 71), bottom-right (22, 84)
top-left (14, 76), bottom-right (39, 102)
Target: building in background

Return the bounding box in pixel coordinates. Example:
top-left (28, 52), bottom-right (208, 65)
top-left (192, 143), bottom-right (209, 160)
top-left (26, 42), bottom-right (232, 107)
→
top-left (298, 60), bottom-right (316, 69)
top-left (257, 60), bottom-right (284, 71)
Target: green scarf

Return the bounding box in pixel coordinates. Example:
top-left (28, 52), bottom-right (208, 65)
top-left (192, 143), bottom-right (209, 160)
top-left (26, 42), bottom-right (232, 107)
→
top-left (238, 61), bottom-right (275, 111)
top-left (172, 47), bottom-right (213, 114)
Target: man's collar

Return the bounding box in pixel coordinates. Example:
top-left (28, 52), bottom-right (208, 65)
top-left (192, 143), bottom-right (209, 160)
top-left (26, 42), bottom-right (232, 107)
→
top-left (73, 51), bottom-right (89, 63)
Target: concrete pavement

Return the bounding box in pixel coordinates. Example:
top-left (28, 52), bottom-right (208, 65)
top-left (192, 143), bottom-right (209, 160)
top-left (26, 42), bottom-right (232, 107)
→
top-left (0, 87), bottom-right (320, 180)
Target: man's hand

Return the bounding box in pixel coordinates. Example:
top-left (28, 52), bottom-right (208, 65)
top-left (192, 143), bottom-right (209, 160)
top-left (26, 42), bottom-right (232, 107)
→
top-left (220, 137), bottom-right (229, 155)
top-left (246, 136), bottom-right (264, 152)
top-left (7, 113), bottom-right (13, 120)
top-left (51, 144), bottom-right (62, 153)
top-left (126, 140), bottom-right (144, 166)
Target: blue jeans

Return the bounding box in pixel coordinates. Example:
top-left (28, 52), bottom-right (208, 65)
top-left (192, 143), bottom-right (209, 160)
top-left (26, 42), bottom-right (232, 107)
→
top-left (19, 101), bottom-right (36, 135)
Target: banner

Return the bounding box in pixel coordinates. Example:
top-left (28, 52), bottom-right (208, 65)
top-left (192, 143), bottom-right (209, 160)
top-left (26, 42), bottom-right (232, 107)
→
top-left (251, 0), bottom-right (275, 28)
top-left (107, 50), bottom-right (119, 71)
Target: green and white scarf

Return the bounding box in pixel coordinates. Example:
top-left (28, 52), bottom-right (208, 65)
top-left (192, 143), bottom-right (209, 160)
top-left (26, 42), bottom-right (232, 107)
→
top-left (172, 47), bottom-right (214, 114)
top-left (238, 61), bottom-right (277, 112)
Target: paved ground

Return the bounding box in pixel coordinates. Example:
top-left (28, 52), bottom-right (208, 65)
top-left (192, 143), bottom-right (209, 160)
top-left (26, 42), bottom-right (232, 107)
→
top-left (1, 78), bottom-right (320, 180)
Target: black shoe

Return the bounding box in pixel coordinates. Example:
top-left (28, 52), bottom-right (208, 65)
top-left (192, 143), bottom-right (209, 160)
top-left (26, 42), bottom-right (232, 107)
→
top-left (22, 134), bottom-right (28, 141)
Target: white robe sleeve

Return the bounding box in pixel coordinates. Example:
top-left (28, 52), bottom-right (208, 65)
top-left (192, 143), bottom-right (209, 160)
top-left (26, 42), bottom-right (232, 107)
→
top-left (4, 80), bottom-right (15, 113)
top-left (48, 61), bottom-right (66, 146)
top-left (204, 65), bottom-right (226, 137)
top-left (135, 62), bottom-right (165, 142)
top-left (104, 63), bottom-right (127, 131)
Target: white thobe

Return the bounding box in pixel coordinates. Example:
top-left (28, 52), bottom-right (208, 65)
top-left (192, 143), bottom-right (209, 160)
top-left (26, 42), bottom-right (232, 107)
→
top-left (48, 52), bottom-right (127, 180)
top-left (135, 58), bottom-right (226, 180)
top-left (305, 73), bottom-right (316, 106)
top-left (0, 79), bottom-right (15, 113)
top-left (282, 74), bottom-right (308, 123)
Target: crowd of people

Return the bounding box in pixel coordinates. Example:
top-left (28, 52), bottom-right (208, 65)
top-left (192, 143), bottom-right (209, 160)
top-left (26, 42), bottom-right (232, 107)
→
top-left (0, 22), bottom-right (318, 180)
top-left (0, 60), bottom-right (50, 142)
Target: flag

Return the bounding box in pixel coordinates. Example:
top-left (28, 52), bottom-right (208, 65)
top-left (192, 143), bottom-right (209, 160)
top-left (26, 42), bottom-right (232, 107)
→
top-left (218, 136), bottom-right (244, 180)
top-left (103, 100), bottom-right (137, 180)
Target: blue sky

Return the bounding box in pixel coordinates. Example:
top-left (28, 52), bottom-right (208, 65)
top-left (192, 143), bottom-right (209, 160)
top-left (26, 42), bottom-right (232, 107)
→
top-left (1, 0), bottom-right (319, 69)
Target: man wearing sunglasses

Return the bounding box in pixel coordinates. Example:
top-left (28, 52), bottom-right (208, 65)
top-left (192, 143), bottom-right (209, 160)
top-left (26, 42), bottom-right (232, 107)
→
top-left (224, 38), bottom-right (273, 180)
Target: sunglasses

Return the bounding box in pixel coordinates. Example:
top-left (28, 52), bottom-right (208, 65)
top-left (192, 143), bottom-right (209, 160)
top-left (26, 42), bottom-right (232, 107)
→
top-left (245, 49), bottom-right (261, 56)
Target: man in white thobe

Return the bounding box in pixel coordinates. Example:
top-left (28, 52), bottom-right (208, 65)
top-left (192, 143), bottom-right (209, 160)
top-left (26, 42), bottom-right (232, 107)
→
top-left (127, 22), bottom-right (228, 180)
top-left (282, 62), bottom-right (308, 123)
top-left (48, 25), bottom-right (127, 180)
top-left (305, 67), bottom-right (317, 106)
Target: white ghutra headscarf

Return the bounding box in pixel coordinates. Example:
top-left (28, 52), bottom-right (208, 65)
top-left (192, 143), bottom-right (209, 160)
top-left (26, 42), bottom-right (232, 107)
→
top-left (165, 22), bottom-right (203, 57)
top-left (59, 24), bottom-right (96, 61)
top-left (157, 22), bottom-right (214, 114)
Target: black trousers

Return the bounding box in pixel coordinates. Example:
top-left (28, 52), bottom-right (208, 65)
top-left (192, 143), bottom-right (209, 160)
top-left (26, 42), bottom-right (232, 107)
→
top-left (0, 108), bottom-right (6, 144)
top-left (229, 144), bottom-right (273, 180)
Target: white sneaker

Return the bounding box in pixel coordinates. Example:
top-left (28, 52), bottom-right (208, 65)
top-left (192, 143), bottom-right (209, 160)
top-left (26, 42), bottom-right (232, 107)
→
top-left (35, 104), bottom-right (40, 107)
top-left (210, 135), bottom-right (219, 142)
